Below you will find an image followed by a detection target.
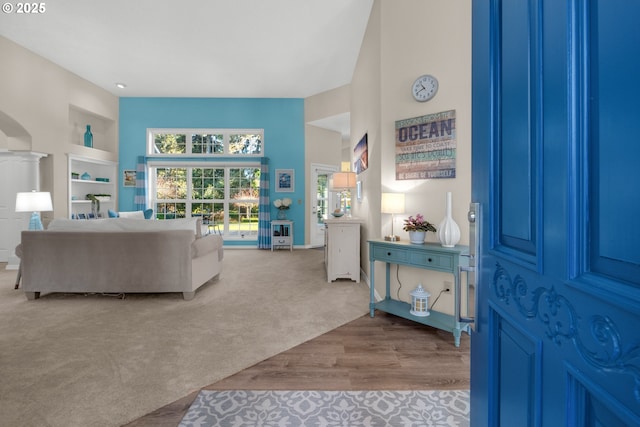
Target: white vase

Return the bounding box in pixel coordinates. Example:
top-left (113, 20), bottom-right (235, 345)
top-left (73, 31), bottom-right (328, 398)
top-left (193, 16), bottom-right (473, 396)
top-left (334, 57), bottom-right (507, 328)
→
top-left (409, 231), bottom-right (426, 244)
top-left (438, 192), bottom-right (460, 247)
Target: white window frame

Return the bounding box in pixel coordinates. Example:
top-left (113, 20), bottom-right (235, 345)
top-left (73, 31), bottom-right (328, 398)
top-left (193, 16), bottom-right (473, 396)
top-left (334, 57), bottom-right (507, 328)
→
top-left (148, 160), bottom-right (261, 240)
top-left (147, 128), bottom-right (264, 157)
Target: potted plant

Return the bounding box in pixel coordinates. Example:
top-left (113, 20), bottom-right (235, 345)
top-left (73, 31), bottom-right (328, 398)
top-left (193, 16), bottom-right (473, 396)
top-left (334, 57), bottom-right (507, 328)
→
top-left (85, 194), bottom-right (100, 217)
top-left (273, 198), bottom-right (292, 219)
top-left (403, 213), bottom-right (436, 244)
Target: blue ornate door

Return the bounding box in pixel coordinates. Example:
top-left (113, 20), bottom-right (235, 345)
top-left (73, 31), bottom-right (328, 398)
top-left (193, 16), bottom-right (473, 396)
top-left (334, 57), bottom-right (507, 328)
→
top-left (471, 1), bottom-right (640, 426)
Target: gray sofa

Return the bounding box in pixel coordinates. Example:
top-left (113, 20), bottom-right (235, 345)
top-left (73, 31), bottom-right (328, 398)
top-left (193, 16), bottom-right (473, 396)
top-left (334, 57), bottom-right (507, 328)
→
top-left (19, 217), bottom-right (223, 300)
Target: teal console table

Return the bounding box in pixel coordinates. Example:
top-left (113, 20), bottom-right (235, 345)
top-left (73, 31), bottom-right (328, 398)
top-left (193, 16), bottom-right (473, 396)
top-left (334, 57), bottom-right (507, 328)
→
top-left (368, 239), bottom-right (470, 347)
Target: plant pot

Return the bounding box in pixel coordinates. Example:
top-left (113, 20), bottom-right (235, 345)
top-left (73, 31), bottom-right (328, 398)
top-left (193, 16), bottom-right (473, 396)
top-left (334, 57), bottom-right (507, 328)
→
top-left (277, 210), bottom-right (287, 220)
top-left (409, 231), bottom-right (426, 244)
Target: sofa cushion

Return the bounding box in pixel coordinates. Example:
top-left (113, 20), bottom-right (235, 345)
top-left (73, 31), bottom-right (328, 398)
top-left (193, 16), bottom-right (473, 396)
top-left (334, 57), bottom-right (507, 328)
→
top-left (47, 217), bottom-right (203, 235)
top-left (118, 210), bottom-right (145, 219)
top-left (117, 217), bottom-right (202, 235)
top-left (48, 218), bottom-right (122, 231)
top-left (108, 209), bottom-right (154, 219)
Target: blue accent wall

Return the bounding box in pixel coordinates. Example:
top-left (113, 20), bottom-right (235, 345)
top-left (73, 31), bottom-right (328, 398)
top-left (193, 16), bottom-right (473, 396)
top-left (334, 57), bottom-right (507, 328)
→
top-left (118, 97), bottom-right (305, 246)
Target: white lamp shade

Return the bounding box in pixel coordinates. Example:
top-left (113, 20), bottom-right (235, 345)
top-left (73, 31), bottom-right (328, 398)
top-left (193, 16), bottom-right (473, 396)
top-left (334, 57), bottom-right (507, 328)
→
top-left (330, 172), bottom-right (357, 191)
top-left (381, 193), bottom-right (405, 214)
top-left (16, 191), bottom-right (53, 212)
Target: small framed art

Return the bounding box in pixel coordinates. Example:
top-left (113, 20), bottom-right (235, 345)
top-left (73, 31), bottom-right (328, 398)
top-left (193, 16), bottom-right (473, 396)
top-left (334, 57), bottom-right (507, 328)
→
top-left (123, 170), bottom-right (136, 187)
top-left (275, 169), bottom-right (294, 192)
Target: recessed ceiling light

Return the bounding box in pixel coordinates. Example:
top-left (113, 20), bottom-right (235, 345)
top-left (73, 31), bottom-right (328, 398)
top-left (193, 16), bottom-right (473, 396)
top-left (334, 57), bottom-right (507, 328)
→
top-left (115, 83), bottom-right (127, 89)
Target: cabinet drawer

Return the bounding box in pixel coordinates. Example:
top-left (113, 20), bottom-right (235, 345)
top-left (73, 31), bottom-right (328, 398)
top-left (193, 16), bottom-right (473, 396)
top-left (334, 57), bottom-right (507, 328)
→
top-left (409, 252), bottom-right (455, 271)
top-left (273, 237), bottom-right (291, 245)
top-left (372, 246), bottom-right (409, 263)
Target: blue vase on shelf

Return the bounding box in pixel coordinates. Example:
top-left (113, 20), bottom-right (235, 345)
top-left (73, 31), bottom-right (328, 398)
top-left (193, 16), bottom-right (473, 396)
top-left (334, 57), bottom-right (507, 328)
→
top-left (84, 125), bottom-right (93, 148)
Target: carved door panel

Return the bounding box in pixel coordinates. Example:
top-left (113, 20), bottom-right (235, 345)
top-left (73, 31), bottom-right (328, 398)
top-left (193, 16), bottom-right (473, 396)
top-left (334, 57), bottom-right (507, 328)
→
top-left (471, 1), bottom-right (640, 425)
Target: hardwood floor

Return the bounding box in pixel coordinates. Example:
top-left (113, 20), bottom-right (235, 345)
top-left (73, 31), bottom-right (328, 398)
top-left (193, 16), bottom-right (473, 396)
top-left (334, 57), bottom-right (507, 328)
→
top-left (124, 312), bottom-right (470, 427)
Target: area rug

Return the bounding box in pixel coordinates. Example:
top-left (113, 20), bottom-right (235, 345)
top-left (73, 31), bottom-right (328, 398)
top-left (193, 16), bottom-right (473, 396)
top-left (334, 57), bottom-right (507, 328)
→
top-left (179, 390), bottom-right (470, 426)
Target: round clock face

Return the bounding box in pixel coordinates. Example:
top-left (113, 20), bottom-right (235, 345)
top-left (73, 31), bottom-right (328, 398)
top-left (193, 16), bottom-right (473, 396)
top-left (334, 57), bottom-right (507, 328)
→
top-left (412, 74), bottom-right (438, 102)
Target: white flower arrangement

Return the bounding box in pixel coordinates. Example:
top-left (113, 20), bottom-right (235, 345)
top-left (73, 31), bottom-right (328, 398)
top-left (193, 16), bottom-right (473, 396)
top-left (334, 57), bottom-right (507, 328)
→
top-left (273, 198), bottom-right (292, 210)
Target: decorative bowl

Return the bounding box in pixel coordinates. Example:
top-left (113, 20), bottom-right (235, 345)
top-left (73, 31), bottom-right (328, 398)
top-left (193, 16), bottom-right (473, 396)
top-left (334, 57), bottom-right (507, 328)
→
top-left (331, 212), bottom-right (344, 217)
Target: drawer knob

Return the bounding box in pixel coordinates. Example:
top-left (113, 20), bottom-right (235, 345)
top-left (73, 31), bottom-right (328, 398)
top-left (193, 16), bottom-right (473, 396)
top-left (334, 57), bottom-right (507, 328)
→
top-left (387, 252), bottom-right (392, 256)
top-left (427, 258), bottom-right (433, 262)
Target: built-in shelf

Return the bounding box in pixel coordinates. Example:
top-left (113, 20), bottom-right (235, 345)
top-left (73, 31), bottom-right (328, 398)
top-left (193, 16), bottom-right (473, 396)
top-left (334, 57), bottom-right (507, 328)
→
top-left (70, 179), bottom-right (113, 185)
top-left (66, 103), bottom-right (118, 218)
top-left (68, 154), bottom-right (117, 219)
top-left (68, 104), bottom-right (117, 154)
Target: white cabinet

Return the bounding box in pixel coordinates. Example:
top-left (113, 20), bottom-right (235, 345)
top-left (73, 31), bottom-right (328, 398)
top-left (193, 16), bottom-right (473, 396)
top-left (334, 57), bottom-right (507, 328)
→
top-left (271, 220), bottom-right (293, 251)
top-left (68, 155), bottom-right (117, 219)
top-left (324, 218), bottom-right (363, 282)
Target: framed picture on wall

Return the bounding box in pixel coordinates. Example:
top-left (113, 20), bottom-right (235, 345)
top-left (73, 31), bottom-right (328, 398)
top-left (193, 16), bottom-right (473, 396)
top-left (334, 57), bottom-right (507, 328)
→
top-left (354, 133), bottom-right (369, 174)
top-left (275, 169), bottom-right (294, 192)
top-left (123, 170), bottom-right (136, 187)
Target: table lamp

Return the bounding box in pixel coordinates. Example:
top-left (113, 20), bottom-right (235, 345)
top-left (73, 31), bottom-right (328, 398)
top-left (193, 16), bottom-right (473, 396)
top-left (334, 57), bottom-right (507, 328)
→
top-left (330, 171), bottom-right (357, 216)
top-left (381, 192), bottom-right (405, 241)
top-left (15, 191), bottom-right (53, 230)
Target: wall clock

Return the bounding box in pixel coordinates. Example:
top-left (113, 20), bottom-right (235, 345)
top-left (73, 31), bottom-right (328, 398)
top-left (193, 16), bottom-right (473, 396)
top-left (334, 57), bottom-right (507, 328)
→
top-left (412, 74), bottom-right (438, 102)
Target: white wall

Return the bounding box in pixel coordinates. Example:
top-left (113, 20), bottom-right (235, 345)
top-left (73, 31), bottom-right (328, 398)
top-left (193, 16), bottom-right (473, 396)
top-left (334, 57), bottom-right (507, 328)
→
top-left (304, 85), bottom-right (351, 244)
top-left (0, 36), bottom-right (118, 268)
top-left (350, 0), bottom-right (383, 262)
top-left (0, 36), bottom-right (119, 222)
top-left (350, 0), bottom-right (472, 312)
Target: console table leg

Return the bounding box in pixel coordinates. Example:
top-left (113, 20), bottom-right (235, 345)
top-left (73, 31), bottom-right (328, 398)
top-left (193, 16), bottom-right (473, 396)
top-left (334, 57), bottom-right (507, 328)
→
top-left (369, 257), bottom-right (376, 317)
top-left (453, 328), bottom-right (462, 348)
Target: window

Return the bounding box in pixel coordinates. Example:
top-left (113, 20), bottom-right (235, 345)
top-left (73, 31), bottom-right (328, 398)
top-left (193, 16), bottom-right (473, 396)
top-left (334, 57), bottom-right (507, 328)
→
top-left (149, 129), bottom-right (263, 156)
top-left (147, 128), bottom-right (263, 240)
top-left (150, 164), bottom-right (260, 239)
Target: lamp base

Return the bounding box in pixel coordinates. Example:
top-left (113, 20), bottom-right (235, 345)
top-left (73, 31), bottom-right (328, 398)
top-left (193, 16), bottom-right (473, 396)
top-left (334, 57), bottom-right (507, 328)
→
top-left (384, 235), bottom-right (400, 241)
top-left (28, 212), bottom-right (44, 230)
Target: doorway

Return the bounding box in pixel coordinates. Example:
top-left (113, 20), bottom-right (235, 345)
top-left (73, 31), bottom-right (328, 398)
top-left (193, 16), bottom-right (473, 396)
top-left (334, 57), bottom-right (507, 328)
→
top-left (309, 163), bottom-right (338, 247)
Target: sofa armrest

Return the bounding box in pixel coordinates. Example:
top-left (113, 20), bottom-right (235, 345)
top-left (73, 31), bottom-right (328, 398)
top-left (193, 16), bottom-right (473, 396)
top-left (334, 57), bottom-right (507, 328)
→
top-left (192, 234), bottom-right (223, 261)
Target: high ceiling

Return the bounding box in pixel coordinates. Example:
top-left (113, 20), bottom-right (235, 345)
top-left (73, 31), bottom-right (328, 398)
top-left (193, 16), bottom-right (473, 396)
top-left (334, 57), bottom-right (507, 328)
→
top-left (0, 0), bottom-right (373, 99)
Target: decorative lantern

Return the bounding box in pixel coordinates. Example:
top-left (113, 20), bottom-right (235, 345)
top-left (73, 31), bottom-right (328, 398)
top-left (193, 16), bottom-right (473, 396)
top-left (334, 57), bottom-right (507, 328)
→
top-left (410, 284), bottom-right (431, 317)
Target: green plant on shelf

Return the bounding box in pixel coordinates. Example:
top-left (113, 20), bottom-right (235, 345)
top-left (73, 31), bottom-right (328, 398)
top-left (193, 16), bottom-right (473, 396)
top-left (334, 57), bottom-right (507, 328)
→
top-left (85, 194), bottom-right (111, 214)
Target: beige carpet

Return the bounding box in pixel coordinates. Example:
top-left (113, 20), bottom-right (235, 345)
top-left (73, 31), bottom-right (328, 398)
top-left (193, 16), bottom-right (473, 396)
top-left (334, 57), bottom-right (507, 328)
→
top-left (0, 248), bottom-right (370, 427)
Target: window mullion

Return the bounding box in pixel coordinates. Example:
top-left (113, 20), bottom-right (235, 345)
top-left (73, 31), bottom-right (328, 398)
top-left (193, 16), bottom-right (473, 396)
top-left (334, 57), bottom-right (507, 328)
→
top-left (186, 168), bottom-right (192, 218)
top-left (223, 167), bottom-right (230, 233)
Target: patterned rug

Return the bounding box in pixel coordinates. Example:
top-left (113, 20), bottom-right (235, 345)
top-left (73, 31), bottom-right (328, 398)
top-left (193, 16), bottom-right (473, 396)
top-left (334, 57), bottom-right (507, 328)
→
top-left (179, 390), bottom-right (470, 426)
